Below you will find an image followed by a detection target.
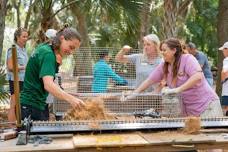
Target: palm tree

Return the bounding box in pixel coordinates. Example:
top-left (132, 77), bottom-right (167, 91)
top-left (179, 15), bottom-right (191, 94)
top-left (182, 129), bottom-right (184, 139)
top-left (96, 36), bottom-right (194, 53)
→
top-left (0, 0), bottom-right (8, 63)
top-left (0, 65), bottom-right (9, 122)
top-left (162, 0), bottom-right (192, 38)
top-left (138, 0), bottom-right (153, 49)
top-left (68, 0), bottom-right (143, 76)
top-left (216, 0), bottom-right (228, 95)
top-left (0, 66), bottom-right (9, 104)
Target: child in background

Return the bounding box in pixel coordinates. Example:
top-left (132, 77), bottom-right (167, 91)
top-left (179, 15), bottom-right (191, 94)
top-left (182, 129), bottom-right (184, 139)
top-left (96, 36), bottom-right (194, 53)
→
top-left (220, 41), bottom-right (228, 116)
top-left (92, 50), bottom-right (127, 93)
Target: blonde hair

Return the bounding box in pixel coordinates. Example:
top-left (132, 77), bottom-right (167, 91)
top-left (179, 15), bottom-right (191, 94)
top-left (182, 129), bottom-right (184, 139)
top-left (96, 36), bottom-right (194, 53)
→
top-left (14, 27), bottom-right (28, 43)
top-left (143, 34), bottom-right (160, 57)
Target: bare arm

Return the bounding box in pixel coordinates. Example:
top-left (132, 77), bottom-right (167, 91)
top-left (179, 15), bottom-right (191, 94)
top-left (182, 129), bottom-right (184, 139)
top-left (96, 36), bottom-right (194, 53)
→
top-left (7, 57), bottom-right (26, 71)
top-left (43, 76), bottom-right (84, 108)
top-left (221, 70), bottom-right (228, 82)
top-left (178, 72), bottom-right (203, 92)
top-left (115, 45), bottom-right (131, 64)
top-left (133, 78), bottom-right (155, 94)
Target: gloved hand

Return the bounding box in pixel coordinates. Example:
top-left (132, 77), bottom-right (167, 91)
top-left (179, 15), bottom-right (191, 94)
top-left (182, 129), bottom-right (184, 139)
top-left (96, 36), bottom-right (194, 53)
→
top-left (122, 45), bottom-right (132, 52)
top-left (161, 87), bottom-right (181, 95)
top-left (120, 92), bottom-right (137, 102)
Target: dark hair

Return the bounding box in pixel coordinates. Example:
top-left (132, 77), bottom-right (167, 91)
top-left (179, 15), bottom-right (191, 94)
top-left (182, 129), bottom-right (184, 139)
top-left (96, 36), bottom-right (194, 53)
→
top-left (162, 38), bottom-right (183, 86)
top-left (52, 25), bottom-right (82, 51)
top-left (14, 27), bottom-right (28, 43)
top-left (186, 42), bottom-right (196, 49)
top-left (98, 50), bottom-right (109, 59)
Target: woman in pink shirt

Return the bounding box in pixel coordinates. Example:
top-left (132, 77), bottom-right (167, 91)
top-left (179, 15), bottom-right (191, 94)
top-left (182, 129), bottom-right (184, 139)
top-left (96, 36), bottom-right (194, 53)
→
top-left (128, 38), bottom-right (222, 117)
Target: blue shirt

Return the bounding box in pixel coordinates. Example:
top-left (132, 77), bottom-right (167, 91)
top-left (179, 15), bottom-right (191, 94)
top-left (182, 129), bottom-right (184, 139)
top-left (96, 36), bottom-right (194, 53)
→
top-left (194, 51), bottom-right (213, 79)
top-left (92, 59), bottom-right (127, 93)
top-left (6, 44), bottom-right (28, 81)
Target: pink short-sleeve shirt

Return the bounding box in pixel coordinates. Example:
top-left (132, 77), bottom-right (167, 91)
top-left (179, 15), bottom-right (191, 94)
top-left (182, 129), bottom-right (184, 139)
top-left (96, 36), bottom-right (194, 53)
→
top-left (149, 54), bottom-right (218, 116)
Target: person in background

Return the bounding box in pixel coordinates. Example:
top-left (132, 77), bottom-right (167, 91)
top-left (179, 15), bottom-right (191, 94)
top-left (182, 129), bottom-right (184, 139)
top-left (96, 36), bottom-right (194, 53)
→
top-left (219, 41), bottom-right (228, 116)
top-left (124, 38), bottom-right (223, 117)
top-left (92, 50), bottom-right (127, 93)
top-left (180, 39), bottom-right (189, 54)
top-left (45, 29), bottom-right (57, 43)
top-left (20, 26), bottom-right (85, 121)
top-left (186, 42), bottom-right (214, 87)
top-left (44, 29), bottom-right (59, 118)
top-left (6, 27), bottom-right (29, 122)
top-left (115, 34), bottom-right (162, 92)
top-left (44, 29), bottom-right (62, 79)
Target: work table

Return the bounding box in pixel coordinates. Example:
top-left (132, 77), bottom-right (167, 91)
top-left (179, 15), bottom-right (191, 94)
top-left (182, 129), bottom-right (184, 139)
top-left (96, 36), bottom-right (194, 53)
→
top-left (1, 129), bottom-right (228, 152)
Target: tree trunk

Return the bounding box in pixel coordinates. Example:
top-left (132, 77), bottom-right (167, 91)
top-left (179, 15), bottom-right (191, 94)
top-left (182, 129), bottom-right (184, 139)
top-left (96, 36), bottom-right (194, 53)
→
top-left (37, 1), bottom-right (59, 44)
top-left (162, 0), bottom-right (178, 39)
top-left (24, 0), bottom-right (37, 29)
top-left (216, 0), bottom-right (228, 96)
top-left (68, 1), bottom-right (92, 76)
top-left (12, 0), bottom-right (21, 28)
top-left (138, 0), bottom-right (152, 49)
top-left (0, 0), bottom-right (8, 63)
top-left (162, 0), bottom-right (192, 39)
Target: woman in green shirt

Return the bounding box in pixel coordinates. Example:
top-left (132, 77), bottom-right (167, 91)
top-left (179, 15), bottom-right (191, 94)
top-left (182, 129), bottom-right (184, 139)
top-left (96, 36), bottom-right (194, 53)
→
top-left (20, 27), bottom-right (85, 121)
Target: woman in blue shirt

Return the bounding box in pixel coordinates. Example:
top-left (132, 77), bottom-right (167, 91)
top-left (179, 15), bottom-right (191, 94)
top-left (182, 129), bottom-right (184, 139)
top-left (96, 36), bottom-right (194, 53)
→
top-left (6, 27), bottom-right (29, 122)
top-left (92, 50), bottom-right (127, 93)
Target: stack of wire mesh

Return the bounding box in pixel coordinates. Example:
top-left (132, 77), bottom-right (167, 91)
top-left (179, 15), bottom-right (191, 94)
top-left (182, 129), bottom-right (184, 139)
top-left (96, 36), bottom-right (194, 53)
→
top-left (53, 47), bottom-right (181, 119)
top-left (53, 93), bottom-right (181, 118)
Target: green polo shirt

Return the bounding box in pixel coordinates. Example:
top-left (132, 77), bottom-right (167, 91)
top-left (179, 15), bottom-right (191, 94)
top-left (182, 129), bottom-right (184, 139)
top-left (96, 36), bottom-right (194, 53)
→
top-left (20, 43), bottom-right (57, 110)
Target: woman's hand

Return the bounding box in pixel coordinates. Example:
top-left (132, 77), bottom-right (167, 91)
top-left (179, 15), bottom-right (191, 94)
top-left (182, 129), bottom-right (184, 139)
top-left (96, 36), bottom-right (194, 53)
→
top-left (18, 65), bottom-right (26, 71)
top-left (161, 87), bottom-right (181, 95)
top-left (221, 70), bottom-right (228, 82)
top-left (115, 45), bottom-right (132, 63)
top-left (122, 45), bottom-right (132, 53)
top-left (120, 91), bottom-right (137, 102)
top-left (69, 97), bottom-right (85, 109)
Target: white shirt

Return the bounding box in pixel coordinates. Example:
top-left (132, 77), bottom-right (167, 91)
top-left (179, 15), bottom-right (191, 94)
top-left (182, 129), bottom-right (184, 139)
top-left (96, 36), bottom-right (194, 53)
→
top-left (222, 57), bottom-right (228, 96)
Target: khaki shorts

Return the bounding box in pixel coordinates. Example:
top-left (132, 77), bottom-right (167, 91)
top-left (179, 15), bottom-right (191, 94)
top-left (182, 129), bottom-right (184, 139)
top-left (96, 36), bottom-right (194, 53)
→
top-left (200, 99), bottom-right (223, 118)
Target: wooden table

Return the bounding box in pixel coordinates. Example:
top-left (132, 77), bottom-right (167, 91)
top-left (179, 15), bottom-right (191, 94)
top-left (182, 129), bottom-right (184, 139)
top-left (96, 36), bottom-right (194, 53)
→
top-left (0, 134), bottom-right (74, 152)
top-left (1, 130), bottom-right (228, 152)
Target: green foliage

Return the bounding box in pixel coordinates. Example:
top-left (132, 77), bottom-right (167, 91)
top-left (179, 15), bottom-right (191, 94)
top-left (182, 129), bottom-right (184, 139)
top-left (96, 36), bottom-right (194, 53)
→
top-left (87, 0), bottom-right (143, 48)
top-left (0, 66), bottom-right (9, 104)
top-left (2, 0), bottom-right (221, 66)
top-left (185, 0), bottom-right (219, 66)
top-left (148, 1), bottom-right (165, 39)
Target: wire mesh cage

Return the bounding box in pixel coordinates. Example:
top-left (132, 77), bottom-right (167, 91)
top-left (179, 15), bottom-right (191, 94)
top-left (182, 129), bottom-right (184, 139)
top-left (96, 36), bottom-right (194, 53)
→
top-left (52, 47), bottom-right (181, 118)
top-left (53, 93), bottom-right (181, 118)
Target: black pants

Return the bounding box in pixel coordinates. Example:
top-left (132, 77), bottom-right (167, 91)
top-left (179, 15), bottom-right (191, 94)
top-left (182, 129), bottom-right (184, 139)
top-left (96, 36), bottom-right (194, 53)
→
top-left (21, 104), bottom-right (49, 121)
top-left (9, 80), bottom-right (24, 95)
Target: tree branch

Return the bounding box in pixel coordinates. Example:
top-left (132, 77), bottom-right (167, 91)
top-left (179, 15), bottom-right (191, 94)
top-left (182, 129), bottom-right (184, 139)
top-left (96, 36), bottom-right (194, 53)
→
top-left (50, 0), bottom-right (79, 19)
top-left (24, 0), bottom-right (37, 29)
top-left (178, 0), bottom-right (192, 17)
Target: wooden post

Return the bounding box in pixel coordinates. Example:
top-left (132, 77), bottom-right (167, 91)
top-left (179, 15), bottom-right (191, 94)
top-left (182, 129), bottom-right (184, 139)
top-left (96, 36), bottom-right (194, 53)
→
top-left (11, 45), bottom-right (21, 128)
